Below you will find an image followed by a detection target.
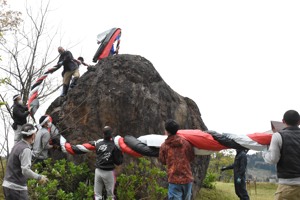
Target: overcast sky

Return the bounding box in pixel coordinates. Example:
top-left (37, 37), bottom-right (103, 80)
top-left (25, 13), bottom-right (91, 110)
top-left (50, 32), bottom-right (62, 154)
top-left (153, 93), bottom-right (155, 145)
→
top-left (6, 0), bottom-right (300, 137)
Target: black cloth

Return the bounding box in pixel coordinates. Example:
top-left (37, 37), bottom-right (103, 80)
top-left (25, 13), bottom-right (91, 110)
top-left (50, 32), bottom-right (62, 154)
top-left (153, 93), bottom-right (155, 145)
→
top-left (12, 103), bottom-right (29, 126)
top-left (57, 50), bottom-right (78, 75)
top-left (277, 126), bottom-right (300, 178)
top-left (222, 150), bottom-right (249, 200)
top-left (94, 139), bottom-right (123, 170)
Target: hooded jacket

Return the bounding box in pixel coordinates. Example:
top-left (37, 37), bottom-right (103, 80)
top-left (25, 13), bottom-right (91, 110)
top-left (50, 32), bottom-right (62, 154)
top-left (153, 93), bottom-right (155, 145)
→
top-left (159, 134), bottom-right (195, 184)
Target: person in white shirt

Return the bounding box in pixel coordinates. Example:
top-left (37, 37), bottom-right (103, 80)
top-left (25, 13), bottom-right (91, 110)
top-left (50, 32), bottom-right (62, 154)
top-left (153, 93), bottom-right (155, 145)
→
top-left (263, 110), bottom-right (300, 200)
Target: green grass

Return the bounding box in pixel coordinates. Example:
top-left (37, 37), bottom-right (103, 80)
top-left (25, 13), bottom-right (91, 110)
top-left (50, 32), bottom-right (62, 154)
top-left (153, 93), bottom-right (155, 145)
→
top-left (196, 182), bottom-right (277, 200)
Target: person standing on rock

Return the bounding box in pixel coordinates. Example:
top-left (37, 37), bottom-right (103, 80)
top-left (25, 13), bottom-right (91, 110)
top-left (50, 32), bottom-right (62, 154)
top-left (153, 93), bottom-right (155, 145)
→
top-left (57, 46), bottom-right (79, 96)
top-left (159, 119), bottom-right (195, 200)
top-left (92, 126), bottom-right (123, 200)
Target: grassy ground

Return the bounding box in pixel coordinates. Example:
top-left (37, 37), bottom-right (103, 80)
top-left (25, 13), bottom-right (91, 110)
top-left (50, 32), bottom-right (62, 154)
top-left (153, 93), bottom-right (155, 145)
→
top-left (196, 182), bottom-right (277, 200)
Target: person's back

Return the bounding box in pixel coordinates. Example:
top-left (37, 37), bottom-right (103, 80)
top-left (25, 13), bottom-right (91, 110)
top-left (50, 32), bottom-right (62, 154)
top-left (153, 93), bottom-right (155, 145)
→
top-left (93, 126), bottom-right (123, 200)
top-left (32, 127), bottom-right (50, 160)
top-left (95, 139), bottom-right (123, 170)
top-left (159, 119), bottom-right (194, 200)
top-left (4, 140), bottom-right (31, 187)
top-left (277, 127), bottom-right (300, 179)
top-left (160, 134), bottom-right (194, 184)
top-left (263, 110), bottom-right (300, 200)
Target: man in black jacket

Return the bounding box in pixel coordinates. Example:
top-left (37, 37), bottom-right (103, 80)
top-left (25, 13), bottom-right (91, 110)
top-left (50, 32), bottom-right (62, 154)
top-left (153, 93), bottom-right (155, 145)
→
top-left (12, 94), bottom-right (30, 144)
top-left (57, 46), bottom-right (79, 96)
top-left (92, 126), bottom-right (123, 200)
top-left (221, 149), bottom-right (249, 200)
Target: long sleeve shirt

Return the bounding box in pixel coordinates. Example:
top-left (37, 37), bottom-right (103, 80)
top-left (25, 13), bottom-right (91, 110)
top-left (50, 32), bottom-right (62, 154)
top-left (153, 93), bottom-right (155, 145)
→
top-left (2, 140), bottom-right (40, 190)
top-left (262, 132), bottom-right (300, 185)
top-left (32, 127), bottom-right (52, 159)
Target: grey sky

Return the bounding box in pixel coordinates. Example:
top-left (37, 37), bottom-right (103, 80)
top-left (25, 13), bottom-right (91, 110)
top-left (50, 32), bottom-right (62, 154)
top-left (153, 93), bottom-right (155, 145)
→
top-left (6, 0), bottom-right (300, 137)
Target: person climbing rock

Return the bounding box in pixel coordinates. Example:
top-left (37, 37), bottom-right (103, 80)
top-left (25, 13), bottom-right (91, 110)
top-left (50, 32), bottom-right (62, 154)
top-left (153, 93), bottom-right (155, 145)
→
top-left (57, 46), bottom-right (79, 96)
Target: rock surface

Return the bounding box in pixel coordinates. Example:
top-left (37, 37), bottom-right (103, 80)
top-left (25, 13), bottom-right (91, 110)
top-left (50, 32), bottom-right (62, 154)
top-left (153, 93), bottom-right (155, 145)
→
top-left (47, 54), bottom-right (210, 197)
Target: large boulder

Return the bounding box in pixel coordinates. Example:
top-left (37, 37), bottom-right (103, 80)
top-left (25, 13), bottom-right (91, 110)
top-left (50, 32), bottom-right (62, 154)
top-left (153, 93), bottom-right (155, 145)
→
top-left (47, 54), bottom-right (210, 198)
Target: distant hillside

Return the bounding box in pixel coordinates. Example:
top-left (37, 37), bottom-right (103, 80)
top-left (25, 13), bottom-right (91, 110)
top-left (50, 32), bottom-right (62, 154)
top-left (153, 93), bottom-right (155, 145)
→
top-left (247, 152), bottom-right (276, 182)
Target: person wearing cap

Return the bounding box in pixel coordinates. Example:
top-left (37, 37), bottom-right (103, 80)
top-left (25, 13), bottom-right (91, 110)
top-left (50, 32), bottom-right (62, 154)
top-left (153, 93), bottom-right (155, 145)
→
top-left (11, 94), bottom-right (30, 144)
top-left (221, 149), bottom-right (249, 200)
top-left (57, 46), bottom-right (79, 97)
top-left (159, 119), bottom-right (195, 200)
top-left (263, 110), bottom-right (300, 200)
top-left (2, 123), bottom-right (49, 199)
top-left (91, 126), bottom-right (123, 200)
top-left (32, 115), bottom-right (53, 163)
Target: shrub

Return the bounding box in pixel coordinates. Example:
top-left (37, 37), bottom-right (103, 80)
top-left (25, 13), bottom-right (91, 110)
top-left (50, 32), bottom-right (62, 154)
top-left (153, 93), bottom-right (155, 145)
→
top-left (202, 172), bottom-right (217, 189)
top-left (117, 157), bottom-right (168, 200)
top-left (28, 158), bottom-right (94, 200)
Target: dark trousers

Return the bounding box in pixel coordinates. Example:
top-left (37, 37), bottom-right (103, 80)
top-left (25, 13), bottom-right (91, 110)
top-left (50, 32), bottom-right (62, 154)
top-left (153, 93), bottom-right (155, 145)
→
top-left (3, 186), bottom-right (29, 200)
top-left (234, 178), bottom-right (249, 200)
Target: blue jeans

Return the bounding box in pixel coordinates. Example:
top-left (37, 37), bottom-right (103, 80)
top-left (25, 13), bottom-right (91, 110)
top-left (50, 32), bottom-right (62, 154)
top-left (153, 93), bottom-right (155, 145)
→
top-left (168, 182), bottom-right (192, 200)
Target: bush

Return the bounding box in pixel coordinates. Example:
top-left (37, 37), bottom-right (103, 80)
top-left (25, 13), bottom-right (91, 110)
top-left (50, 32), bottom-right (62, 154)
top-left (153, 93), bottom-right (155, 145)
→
top-left (117, 157), bottom-right (168, 200)
top-left (202, 172), bottom-right (217, 189)
top-left (28, 158), bottom-right (94, 200)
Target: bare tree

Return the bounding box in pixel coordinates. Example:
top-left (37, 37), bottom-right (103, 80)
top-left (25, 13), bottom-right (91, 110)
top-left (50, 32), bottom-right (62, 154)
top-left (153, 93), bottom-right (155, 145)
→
top-left (0, 0), bottom-right (62, 105)
top-left (0, 0), bottom-right (63, 160)
top-left (0, 100), bottom-right (11, 157)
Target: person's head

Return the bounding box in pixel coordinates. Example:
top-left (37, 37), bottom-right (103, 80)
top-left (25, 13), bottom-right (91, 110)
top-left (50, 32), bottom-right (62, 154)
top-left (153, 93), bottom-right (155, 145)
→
top-left (78, 57), bottom-right (84, 63)
top-left (21, 123), bottom-right (37, 144)
top-left (39, 115), bottom-right (52, 128)
top-left (236, 149), bottom-right (248, 155)
top-left (165, 119), bottom-right (179, 135)
top-left (103, 126), bottom-right (113, 140)
top-left (282, 110), bottom-right (300, 126)
top-left (58, 46), bottom-right (65, 54)
top-left (13, 94), bottom-right (22, 104)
